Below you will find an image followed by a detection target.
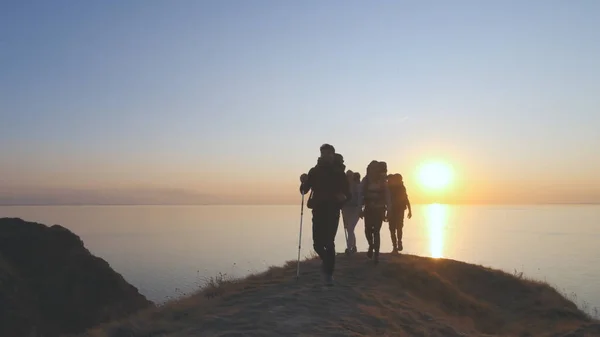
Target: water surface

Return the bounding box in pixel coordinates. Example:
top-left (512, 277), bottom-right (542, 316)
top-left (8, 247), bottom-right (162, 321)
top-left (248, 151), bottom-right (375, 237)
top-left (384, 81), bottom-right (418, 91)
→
top-left (1, 204), bottom-right (598, 312)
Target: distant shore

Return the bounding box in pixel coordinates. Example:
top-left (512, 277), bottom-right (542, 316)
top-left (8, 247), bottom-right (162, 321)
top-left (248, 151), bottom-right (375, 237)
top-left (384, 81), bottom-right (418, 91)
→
top-left (2, 202), bottom-right (599, 206)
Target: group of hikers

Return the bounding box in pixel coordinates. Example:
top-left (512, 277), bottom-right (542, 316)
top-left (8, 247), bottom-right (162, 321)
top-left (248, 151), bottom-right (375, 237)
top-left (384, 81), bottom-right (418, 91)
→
top-left (299, 143), bottom-right (412, 286)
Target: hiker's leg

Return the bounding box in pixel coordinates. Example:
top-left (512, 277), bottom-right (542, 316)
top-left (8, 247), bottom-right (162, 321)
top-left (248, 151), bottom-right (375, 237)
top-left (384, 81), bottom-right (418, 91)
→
top-left (364, 209), bottom-right (374, 250)
top-left (365, 207), bottom-right (380, 258)
top-left (388, 217), bottom-right (398, 250)
top-left (372, 209), bottom-right (384, 255)
top-left (311, 208), bottom-right (326, 260)
top-left (341, 208), bottom-right (351, 250)
top-left (347, 207), bottom-right (359, 250)
top-left (397, 209), bottom-right (405, 251)
top-left (323, 206), bottom-right (340, 276)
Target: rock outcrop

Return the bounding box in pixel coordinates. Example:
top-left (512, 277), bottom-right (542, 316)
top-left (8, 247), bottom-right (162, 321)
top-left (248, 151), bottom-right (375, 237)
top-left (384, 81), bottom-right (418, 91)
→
top-left (0, 218), bottom-right (153, 337)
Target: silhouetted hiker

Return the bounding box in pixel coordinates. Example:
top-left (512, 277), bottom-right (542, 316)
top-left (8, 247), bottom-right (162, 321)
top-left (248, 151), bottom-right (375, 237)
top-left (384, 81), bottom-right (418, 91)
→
top-left (359, 160), bottom-right (391, 264)
top-left (387, 173), bottom-right (412, 253)
top-left (342, 170), bottom-right (361, 255)
top-left (300, 144), bottom-right (350, 285)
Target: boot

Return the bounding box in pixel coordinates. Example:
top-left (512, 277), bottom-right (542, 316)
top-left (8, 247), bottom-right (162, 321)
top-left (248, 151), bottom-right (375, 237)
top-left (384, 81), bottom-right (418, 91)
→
top-left (373, 251), bottom-right (379, 265)
top-left (398, 242), bottom-right (403, 252)
top-left (351, 246), bottom-right (357, 254)
top-left (367, 246), bottom-right (373, 259)
top-left (344, 248), bottom-right (351, 256)
top-left (390, 233), bottom-right (398, 253)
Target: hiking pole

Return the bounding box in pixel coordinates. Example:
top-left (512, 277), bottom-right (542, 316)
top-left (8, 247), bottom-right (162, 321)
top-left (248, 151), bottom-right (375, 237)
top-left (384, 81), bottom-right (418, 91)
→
top-left (343, 221), bottom-right (348, 243)
top-left (343, 221), bottom-right (348, 252)
top-left (296, 193), bottom-right (305, 281)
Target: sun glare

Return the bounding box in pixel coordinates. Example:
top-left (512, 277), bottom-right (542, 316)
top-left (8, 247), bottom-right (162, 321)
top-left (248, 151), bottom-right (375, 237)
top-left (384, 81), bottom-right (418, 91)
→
top-left (417, 161), bottom-right (453, 190)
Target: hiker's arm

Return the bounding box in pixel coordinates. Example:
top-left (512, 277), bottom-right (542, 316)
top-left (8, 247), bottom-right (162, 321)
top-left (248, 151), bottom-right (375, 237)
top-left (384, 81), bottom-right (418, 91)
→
top-left (334, 172), bottom-right (350, 203)
top-left (341, 173), bottom-right (351, 201)
top-left (358, 178), bottom-right (365, 207)
top-left (406, 196), bottom-right (412, 214)
top-left (385, 184), bottom-right (392, 214)
top-left (299, 169), bottom-right (313, 195)
top-left (357, 179), bottom-right (365, 218)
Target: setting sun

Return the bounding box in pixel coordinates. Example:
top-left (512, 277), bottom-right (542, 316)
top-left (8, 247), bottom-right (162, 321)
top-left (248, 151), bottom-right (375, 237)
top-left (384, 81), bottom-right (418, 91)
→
top-left (417, 161), bottom-right (453, 190)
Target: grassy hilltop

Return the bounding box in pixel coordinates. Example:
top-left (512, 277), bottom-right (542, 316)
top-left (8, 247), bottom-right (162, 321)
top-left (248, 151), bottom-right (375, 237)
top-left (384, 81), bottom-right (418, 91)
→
top-left (82, 253), bottom-right (600, 337)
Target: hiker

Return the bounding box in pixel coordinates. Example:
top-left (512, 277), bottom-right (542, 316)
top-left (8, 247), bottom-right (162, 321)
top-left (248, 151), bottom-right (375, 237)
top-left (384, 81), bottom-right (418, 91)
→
top-left (387, 173), bottom-right (412, 253)
top-left (299, 144), bottom-right (351, 285)
top-left (359, 160), bottom-right (391, 264)
top-left (342, 170), bottom-right (361, 255)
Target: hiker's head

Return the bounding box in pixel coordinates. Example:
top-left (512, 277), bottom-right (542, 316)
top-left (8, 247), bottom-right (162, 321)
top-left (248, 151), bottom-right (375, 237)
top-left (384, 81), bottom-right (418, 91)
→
top-left (388, 173), bottom-right (402, 185)
top-left (320, 143), bottom-right (335, 153)
top-left (353, 172), bottom-right (361, 183)
top-left (346, 170), bottom-right (354, 181)
top-left (319, 143), bottom-right (335, 164)
top-left (367, 160), bottom-right (379, 177)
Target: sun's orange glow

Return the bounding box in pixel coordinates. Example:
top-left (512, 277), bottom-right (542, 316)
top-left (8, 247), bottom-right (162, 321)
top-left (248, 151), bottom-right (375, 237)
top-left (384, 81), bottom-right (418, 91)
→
top-left (417, 161), bottom-right (454, 191)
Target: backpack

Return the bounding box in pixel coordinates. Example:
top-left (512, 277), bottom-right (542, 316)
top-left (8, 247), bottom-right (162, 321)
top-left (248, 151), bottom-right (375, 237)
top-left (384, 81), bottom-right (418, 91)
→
top-left (388, 174), bottom-right (408, 211)
top-left (390, 184), bottom-right (407, 210)
top-left (362, 175), bottom-right (388, 209)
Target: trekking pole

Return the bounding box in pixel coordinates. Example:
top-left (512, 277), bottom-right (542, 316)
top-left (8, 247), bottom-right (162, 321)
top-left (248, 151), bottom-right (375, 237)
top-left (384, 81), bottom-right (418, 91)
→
top-left (343, 221), bottom-right (348, 243)
top-left (296, 193), bottom-right (305, 280)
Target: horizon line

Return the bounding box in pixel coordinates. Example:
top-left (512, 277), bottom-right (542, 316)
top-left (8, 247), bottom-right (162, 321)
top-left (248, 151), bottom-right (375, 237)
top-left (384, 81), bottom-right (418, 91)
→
top-left (1, 202), bottom-right (599, 207)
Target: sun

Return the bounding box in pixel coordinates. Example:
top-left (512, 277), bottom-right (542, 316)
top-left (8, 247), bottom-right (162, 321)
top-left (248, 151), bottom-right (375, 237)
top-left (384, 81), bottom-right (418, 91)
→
top-left (417, 161), bottom-right (453, 190)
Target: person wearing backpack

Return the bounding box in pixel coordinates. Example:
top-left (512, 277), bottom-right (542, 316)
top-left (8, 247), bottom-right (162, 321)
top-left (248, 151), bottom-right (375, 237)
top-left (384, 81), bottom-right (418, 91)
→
top-left (299, 144), bottom-right (351, 285)
top-left (342, 170), bottom-right (361, 255)
top-left (387, 173), bottom-right (412, 253)
top-left (359, 160), bottom-right (392, 264)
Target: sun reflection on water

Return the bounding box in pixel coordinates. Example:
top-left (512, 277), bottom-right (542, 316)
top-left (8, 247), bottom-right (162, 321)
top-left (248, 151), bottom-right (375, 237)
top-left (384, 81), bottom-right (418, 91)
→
top-left (424, 203), bottom-right (449, 258)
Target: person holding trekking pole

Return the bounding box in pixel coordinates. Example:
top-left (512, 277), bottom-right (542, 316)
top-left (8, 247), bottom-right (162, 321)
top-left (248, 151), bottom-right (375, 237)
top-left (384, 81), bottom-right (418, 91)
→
top-left (299, 144), bottom-right (350, 286)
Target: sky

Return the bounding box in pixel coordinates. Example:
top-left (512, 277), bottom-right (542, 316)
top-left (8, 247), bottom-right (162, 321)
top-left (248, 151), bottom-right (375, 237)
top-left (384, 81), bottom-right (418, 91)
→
top-left (1, 0), bottom-right (600, 205)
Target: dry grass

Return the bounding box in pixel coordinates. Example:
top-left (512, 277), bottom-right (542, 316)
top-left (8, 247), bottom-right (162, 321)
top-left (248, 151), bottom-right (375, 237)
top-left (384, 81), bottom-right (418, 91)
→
top-left (510, 267), bottom-right (599, 321)
top-left (78, 253), bottom-right (600, 337)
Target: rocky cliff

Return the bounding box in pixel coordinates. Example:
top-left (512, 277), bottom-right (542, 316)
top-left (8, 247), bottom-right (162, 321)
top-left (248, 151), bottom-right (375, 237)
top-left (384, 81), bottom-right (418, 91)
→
top-left (0, 218), bottom-right (153, 337)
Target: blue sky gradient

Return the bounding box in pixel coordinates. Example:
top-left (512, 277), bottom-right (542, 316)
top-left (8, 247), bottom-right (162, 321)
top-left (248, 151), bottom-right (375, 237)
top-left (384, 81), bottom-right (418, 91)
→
top-left (1, 0), bottom-right (599, 204)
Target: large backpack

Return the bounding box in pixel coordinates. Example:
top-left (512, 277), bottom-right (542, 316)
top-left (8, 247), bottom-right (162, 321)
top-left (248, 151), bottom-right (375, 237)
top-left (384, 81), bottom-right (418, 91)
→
top-left (362, 175), bottom-right (388, 209)
top-left (379, 161), bottom-right (388, 177)
top-left (388, 174), bottom-right (408, 210)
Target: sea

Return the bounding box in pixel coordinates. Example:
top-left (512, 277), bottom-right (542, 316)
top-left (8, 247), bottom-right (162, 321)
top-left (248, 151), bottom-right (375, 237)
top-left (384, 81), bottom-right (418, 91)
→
top-left (0, 204), bottom-right (598, 314)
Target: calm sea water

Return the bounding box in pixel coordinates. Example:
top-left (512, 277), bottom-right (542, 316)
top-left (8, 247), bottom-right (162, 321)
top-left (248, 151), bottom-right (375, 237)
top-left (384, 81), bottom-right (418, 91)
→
top-left (1, 205), bottom-right (598, 312)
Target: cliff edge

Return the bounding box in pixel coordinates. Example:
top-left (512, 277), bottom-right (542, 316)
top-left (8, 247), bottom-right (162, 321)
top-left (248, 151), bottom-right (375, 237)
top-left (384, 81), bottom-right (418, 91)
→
top-left (0, 218), bottom-right (153, 337)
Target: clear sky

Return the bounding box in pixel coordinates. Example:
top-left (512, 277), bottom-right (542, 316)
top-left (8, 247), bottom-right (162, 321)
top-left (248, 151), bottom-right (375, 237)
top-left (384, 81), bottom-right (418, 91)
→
top-left (1, 0), bottom-right (599, 205)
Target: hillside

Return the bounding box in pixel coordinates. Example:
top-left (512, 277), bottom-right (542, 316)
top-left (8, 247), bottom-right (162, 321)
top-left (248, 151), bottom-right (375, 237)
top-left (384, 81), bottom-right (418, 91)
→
top-left (0, 218), bottom-right (153, 337)
top-left (82, 252), bottom-right (599, 337)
